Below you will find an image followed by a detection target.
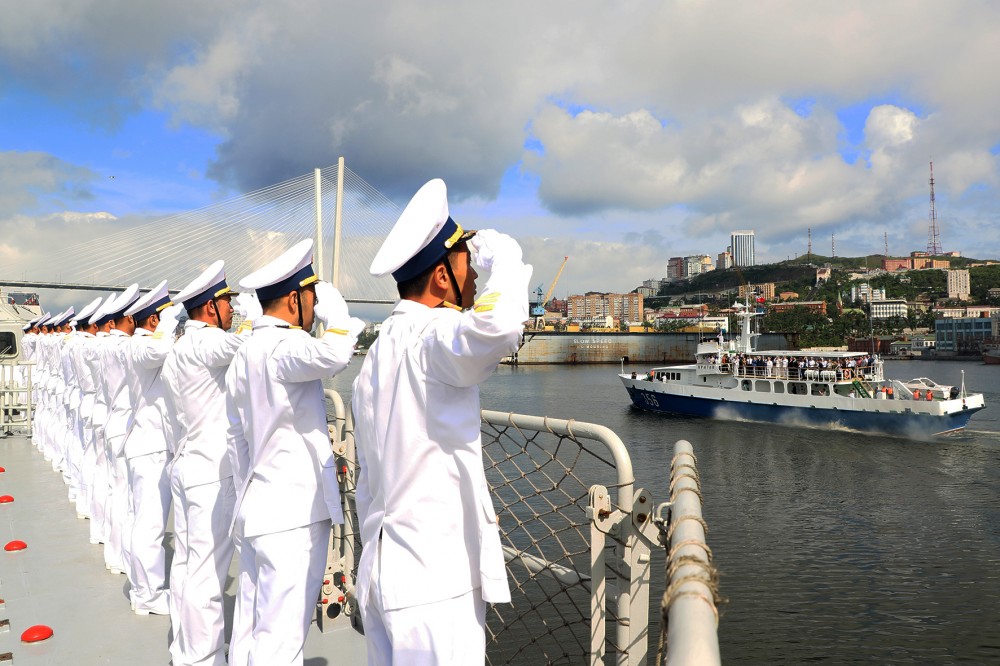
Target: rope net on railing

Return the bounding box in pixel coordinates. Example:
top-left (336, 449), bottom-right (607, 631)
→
top-left (480, 417), bottom-right (629, 666)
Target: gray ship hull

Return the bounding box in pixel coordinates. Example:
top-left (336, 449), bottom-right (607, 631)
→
top-left (511, 331), bottom-right (793, 365)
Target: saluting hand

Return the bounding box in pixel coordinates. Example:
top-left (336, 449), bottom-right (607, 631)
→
top-left (470, 229), bottom-right (523, 272)
top-left (234, 292), bottom-right (263, 321)
top-left (155, 303), bottom-right (185, 336)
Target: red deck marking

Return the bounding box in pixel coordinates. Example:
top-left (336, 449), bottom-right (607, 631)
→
top-left (4, 540), bottom-right (27, 551)
top-left (0, 496), bottom-right (12, 503)
top-left (20, 624), bottom-right (54, 643)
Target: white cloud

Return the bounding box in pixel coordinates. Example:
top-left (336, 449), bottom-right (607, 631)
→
top-left (3, 0), bottom-right (1000, 293)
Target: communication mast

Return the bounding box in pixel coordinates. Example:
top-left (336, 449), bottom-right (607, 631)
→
top-left (831, 233), bottom-right (835, 258)
top-left (884, 232), bottom-right (888, 259)
top-left (926, 161), bottom-right (942, 256)
top-left (807, 228), bottom-right (812, 262)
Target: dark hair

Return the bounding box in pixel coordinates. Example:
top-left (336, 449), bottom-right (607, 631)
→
top-left (397, 261), bottom-right (440, 299)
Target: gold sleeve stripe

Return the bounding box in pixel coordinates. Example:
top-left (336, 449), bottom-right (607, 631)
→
top-left (151, 332), bottom-right (164, 340)
top-left (324, 328), bottom-right (349, 336)
top-left (474, 304), bottom-right (496, 313)
top-left (440, 301), bottom-right (463, 311)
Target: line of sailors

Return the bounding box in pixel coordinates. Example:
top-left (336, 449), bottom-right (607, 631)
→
top-left (15, 177), bottom-right (528, 666)
top-left (17, 239), bottom-right (364, 665)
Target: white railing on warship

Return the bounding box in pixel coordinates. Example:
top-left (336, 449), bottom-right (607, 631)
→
top-left (1, 370), bottom-right (721, 664)
top-left (321, 390), bottom-right (721, 666)
top-left (0, 360), bottom-right (33, 437)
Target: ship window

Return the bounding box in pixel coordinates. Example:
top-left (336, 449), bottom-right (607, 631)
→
top-left (788, 382), bottom-right (807, 395)
top-left (755, 380), bottom-right (771, 392)
top-left (811, 383), bottom-right (829, 396)
top-left (741, 380), bottom-right (751, 391)
top-left (0, 332), bottom-right (16, 358)
top-left (773, 382), bottom-right (785, 394)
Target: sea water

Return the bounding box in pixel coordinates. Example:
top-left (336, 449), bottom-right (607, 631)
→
top-left (330, 359), bottom-right (1000, 663)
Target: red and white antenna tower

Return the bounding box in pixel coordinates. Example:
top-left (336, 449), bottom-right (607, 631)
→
top-left (926, 161), bottom-right (942, 255)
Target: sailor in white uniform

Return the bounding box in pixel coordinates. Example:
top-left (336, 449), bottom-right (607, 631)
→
top-left (83, 295), bottom-right (119, 545)
top-left (225, 239), bottom-right (362, 666)
top-left (102, 285), bottom-right (142, 579)
top-left (67, 297), bottom-right (104, 519)
top-left (161, 262), bottom-right (243, 666)
top-left (352, 179), bottom-right (531, 665)
top-left (122, 282), bottom-right (183, 616)
top-left (63, 297), bottom-right (104, 510)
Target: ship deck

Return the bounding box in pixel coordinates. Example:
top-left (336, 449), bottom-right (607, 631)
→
top-left (0, 432), bottom-right (367, 665)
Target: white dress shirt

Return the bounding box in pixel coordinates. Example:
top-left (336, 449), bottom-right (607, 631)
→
top-left (122, 327), bottom-right (174, 459)
top-left (162, 320), bottom-right (245, 487)
top-left (351, 263), bottom-right (529, 612)
top-left (226, 315), bottom-right (354, 539)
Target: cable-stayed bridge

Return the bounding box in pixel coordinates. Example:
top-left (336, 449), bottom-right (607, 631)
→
top-left (1, 159), bottom-right (401, 305)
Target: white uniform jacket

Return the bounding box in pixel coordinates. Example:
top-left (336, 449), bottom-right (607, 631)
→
top-left (102, 330), bottom-right (133, 453)
top-left (121, 327), bottom-right (174, 460)
top-left (83, 332), bottom-right (111, 428)
top-left (351, 263), bottom-right (530, 612)
top-left (226, 316), bottom-right (354, 539)
top-left (68, 332), bottom-right (97, 421)
top-left (162, 320), bottom-right (244, 487)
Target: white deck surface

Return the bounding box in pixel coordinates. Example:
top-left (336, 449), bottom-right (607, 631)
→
top-left (0, 432), bottom-right (368, 665)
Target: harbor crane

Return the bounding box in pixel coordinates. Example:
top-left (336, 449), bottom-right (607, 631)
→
top-left (530, 256), bottom-right (569, 328)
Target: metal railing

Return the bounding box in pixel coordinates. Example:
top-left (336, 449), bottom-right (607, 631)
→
top-left (319, 392), bottom-right (721, 665)
top-left (0, 361), bottom-right (33, 437)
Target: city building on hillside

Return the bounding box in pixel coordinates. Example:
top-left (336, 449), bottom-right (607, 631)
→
top-left (567, 292), bottom-right (643, 323)
top-left (815, 267), bottom-right (832, 285)
top-left (851, 283), bottom-right (886, 304)
top-left (988, 287), bottom-right (1000, 299)
top-left (882, 258), bottom-right (910, 272)
top-left (935, 305), bottom-right (998, 319)
top-left (738, 282), bottom-right (775, 302)
top-left (869, 299), bottom-right (908, 319)
top-left (768, 300), bottom-right (828, 315)
top-left (935, 316), bottom-right (993, 353)
top-left (637, 286), bottom-right (656, 297)
top-left (666, 257), bottom-right (685, 281)
top-left (685, 256), bottom-right (704, 277)
top-left (730, 230), bottom-right (755, 267)
top-left (947, 269), bottom-right (970, 301)
top-left (779, 291), bottom-right (799, 301)
top-left (716, 250), bottom-right (732, 270)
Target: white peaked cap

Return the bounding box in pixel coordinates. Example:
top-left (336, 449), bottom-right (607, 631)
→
top-left (50, 308), bottom-right (72, 327)
top-left (72, 296), bottom-right (104, 323)
top-left (369, 178), bottom-right (476, 281)
top-left (36, 311), bottom-right (52, 326)
top-left (125, 280), bottom-right (171, 319)
top-left (174, 260), bottom-right (235, 309)
top-left (239, 239), bottom-right (318, 300)
top-left (89, 293), bottom-right (120, 326)
top-left (112, 283), bottom-right (141, 316)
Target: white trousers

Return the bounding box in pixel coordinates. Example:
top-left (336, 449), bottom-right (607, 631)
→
top-left (77, 423), bottom-right (95, 518)
top-left (169, 470), bottom-right (236, 666)
top-left (104, 448), bottom-right (130, 574)
top-left (126, 451), bottom-right (171, 612)
top-left (89, 428), bottom-right (110, 543)
top-left (230, 520), bottom-right (330, 666)
top-left (362, 540), bottom-right (487, 666)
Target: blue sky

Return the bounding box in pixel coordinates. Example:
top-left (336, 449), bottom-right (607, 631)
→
top-left (2, 1), bottom-right (1000, 310)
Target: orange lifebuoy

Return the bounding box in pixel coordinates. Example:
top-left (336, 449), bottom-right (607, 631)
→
top-left (843, 369), bottom-right (852, 379)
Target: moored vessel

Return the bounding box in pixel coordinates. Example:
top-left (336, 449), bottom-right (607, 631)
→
top-left (620, 304), bottom-right (986, 437)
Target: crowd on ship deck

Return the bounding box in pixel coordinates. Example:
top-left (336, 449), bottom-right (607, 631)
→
top-left (10, 178), bottom-right (527, 666)
top-left (704, 353), bottom-right (880, 380)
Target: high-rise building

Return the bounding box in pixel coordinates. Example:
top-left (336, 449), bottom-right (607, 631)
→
top-left (716, 250), bottom-right (732, 270)
top-left (666, 257), bottom-right (685, 281)
top-left (731, 230), bottom-right (755, 267)
top-left (947, 269), bottom-right (970, 301)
